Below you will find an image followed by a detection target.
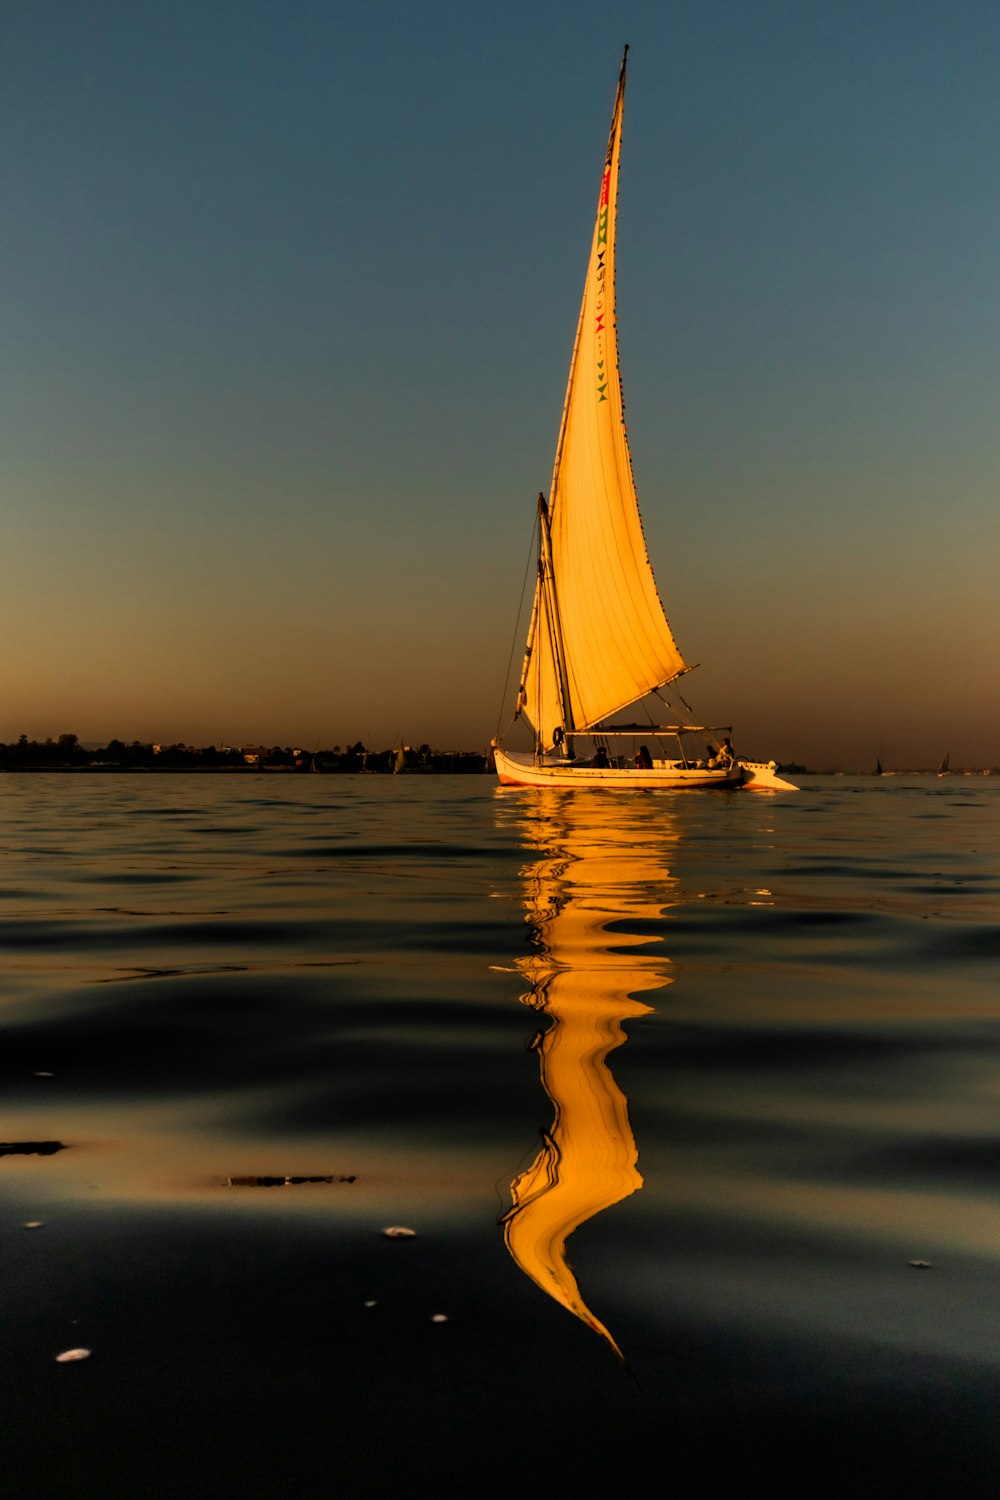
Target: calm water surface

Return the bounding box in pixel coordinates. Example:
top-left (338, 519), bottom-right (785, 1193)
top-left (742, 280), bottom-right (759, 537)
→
top-left (2, 773), bottom-right (999, 1495)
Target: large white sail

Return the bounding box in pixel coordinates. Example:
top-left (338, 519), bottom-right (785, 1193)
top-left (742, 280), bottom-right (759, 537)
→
top-left (520, 52), bottom-right (688, 750)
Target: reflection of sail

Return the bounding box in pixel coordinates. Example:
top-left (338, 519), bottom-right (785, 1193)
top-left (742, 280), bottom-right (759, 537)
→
top-left (498, 792), bottom-right (676, 1357)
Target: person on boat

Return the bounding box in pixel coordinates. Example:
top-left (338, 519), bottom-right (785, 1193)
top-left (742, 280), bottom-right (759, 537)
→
top-left (634, 745), bottom-right (652, 770)
top-left (593, 746), bottom-right (610, 768)
top-left (704, 738), bottom-right (734, 770)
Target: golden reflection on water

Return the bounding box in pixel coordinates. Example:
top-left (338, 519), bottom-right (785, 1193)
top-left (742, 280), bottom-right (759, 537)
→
top-left (498, 791), bottom-right (678, 1356)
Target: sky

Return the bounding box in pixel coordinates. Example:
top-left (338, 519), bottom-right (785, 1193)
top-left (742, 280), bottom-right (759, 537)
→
top-left (4, 0), bottom-right (999, 769)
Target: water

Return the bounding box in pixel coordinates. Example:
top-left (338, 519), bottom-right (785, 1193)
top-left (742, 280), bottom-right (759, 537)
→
top-left (2, 773), bottom-right (999, 1496)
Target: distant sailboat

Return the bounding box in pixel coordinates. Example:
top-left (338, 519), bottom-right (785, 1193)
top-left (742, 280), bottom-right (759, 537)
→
top-left (874, 757), bottom-right (884, 776)
top-left (492, 50), bottom-right (794, 793)
top-left (937, 752), bottom-right (951, 777)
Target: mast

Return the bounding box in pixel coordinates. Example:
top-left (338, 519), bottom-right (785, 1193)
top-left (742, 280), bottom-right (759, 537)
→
top-left (537, 494), bottom-right (576, 758)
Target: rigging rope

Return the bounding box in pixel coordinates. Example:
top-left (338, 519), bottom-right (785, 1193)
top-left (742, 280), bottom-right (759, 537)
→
top-left (495, 516), bottom-right (540, 741)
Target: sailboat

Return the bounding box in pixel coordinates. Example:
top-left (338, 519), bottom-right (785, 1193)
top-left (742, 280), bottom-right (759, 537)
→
top-left (492, 49), bottom-right (795, 793)
top-left (937, 752), bottom-right (950, 777)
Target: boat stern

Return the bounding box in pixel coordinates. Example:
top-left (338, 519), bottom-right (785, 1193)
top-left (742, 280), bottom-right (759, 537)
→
top-left (738, 759), bottom-right (798, 791)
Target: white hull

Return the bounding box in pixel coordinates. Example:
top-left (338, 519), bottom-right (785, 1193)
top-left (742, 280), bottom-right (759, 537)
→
top-left (493, 747), bottom-right (796, 792)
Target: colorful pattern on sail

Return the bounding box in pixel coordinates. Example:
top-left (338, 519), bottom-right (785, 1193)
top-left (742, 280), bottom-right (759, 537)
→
top-left (520, 54), bottom-right (687, 749)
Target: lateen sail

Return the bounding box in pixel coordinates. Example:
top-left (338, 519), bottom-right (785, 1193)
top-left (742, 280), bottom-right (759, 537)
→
top-left (520, 51), bottom-right (687, 750)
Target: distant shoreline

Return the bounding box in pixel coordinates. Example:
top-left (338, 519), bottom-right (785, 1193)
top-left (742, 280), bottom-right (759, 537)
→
top-left (3, 764), bottom-right (304, 773)
top-left (0, 764), bottom-right (489, 775)
top-left (0, 736), bottom-right (489, 774)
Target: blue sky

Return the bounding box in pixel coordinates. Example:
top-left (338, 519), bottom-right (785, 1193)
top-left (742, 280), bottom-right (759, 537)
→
top-left (4, 0), bottom-right (999, 767)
